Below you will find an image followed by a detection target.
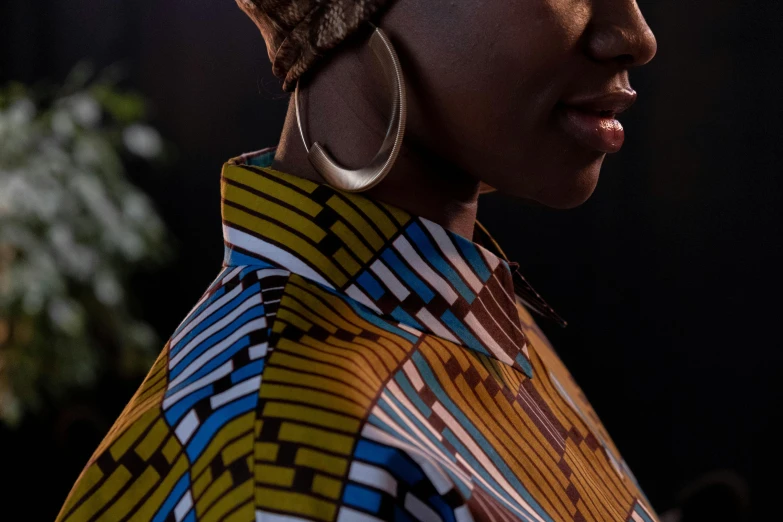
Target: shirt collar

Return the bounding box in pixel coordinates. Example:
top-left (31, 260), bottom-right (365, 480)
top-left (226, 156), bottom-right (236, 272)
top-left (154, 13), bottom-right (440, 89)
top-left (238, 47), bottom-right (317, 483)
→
top-left (221, 146), bottom-right (541, 377)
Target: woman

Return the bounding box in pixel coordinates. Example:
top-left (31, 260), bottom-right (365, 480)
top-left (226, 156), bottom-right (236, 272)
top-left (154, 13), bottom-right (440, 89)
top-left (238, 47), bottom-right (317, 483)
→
top-left (58, 0), bottom-right (657, 521)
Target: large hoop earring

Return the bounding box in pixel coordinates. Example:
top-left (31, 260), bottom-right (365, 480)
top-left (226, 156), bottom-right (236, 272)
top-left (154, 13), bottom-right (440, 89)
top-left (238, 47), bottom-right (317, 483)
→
top-left (294, 24), bottom-right (407, 193)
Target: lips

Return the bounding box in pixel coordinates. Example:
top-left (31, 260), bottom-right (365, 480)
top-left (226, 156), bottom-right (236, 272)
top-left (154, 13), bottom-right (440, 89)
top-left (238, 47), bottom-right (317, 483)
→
top-left (556, 89), bottom-right (637, 154)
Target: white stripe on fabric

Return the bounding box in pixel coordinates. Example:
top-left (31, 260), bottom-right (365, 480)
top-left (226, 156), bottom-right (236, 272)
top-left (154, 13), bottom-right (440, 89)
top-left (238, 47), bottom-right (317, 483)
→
top-left (402, 359), bottom-right (426, 391)
top-left (171, 282), bottom-right (244, 348)
top-left (475, 295), bottom-right (525, 351)
top-left (370, 259), bottom-right (411, 301)
top-left (163, 360), bottom-right (233, 409)
top-left (431, 402), bottom-right (547, 522)
top-left (415, 308), bottom-right (460, 344)
top-left (255, 268), bottom-right (290, 280)
top-left (210, 375), bottom-right (261, 409)
top-left (336, 507), bottom-right (383, 522)
top-left (345, 284), bottom-right (383, 314)
top-left (453, 453), bottom-right (531, 522)
top-left (222, 266), bottom-right (244, 284)
top-left (348, 461), bottom-right (398, 497)
top-left (371, 405), bottom-right (448, 469)
top-left (225, 226), bottom-right (334, 289)
top-left (173, 490), bottom-right (193, 522)
top-left (463, 311), bottom-right (514, 366)
top-left (174, 409), bottom-right (199, 444)
top-left (396, 322), bottom-right (422, 337)
top-left (454, 505), bottom-right (476, 522)
top-left (422, 219), bottom-right (483, 293)
top-left (249, 342), bottom-right (268, 360)
top-left (631, 511), bottom-right (645, 522)
top-left (170, 292), bottom-right (261, 368)
top-left (478, 245), bottom-right (501, 271)
top-left (168, 318), bottom-right (266, 389)
top-left (393, 236), bottom-right (458, 304)
top-left (385, 380), bottom-right (443, 442)
top-left (404, 493), bottom-right (443, 522)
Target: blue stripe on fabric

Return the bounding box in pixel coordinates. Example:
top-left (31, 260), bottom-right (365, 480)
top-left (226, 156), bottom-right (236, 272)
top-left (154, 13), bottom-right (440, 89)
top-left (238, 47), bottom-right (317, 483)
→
top-left (340, 295), bottom-right (418, 344)
top-left (166, 336), bottom-right (251, 397)
top-left (393, 371), bottom-right (431, 417)
top-left (342, 484), bottom-right (382, 513)
top-left (406, 223), bottom-right (476, 303)
top-left (443, 466), bottom-right (473, 499)
top-left (164, 385), bottom-right (214, 425)
top-left (635, 504), bottom-right (655, 522)
top-left (224, 249), bottom-right (276, 268)
top-left (169, 306), bottom-right (264, 380)
top-left (454, 238), bottom-right (491, 282)
top-left (353, 439), bottom-right (425, 485)
top-left (380, 249), bottom-right (435, 303)
top-left (186, 394), bottom-right (257, 461)
top-left (411, 351), bottom-right (553, 522)
top-left (515, 352), bottom-right (534, 378)
top-left (373, 395), bottom-right (454, 463)
top-left (357, 271), bottom-right (386, 300)
top-left (152, 473), bottom-right (190, 522)
top-left (390, 306), bottom-right (424, 331)
top-left (231, 359), bottom-right (265, 384)
top-left (439, 310), bottom-right (490, 357)
top-left (182, 510), bottom-right (196, 522)
top-left (171, 282), bottom-right (262, 357)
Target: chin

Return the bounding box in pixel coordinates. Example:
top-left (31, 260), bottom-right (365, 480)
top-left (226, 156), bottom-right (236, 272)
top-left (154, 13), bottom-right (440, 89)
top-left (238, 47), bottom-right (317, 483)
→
top-left (498, 152), bottom-right (605, 209)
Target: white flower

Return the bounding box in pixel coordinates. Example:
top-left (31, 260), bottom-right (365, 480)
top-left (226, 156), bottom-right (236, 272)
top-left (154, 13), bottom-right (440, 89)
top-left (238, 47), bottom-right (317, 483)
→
top-left (122, 124), bottom-right (163, 159)
top-left (51, 110), bottom-right (75, 138)
top-left (94, 270), bottom-right (122, 305)
top-left (68, 94), bottom-right (101, 128)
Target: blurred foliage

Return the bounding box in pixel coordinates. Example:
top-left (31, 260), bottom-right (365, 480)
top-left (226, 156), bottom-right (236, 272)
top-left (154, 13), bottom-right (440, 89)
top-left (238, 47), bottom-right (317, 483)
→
top-left (0, 64), bottom-right (170, 426)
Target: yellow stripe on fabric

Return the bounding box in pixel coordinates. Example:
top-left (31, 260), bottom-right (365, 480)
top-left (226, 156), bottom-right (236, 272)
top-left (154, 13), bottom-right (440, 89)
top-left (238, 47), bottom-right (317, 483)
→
top-left (349, 196), bottom-right (400, 240)
top-left (162, 436), bottom-right (181, 464)
top-left (262, 401), bottom-right (361, 433)
top-left (272, 341), bottom-right (380, 395)
top-left (223, 204), bottom-right (347, 286)
top-left (296, 336), bottom-right (383, 387)
top-left (333, 247), bottom-right (362, 274)
top-left (64, 466), bottom-right (132, 521)
top-left (255, 488), bottom-right (337, 522)
top-left (278, 308), bottom-right (315, 335)
top-left (279, 297), bottom-right (339, 335)
top-left (222, 432), bottom-right (254, 468)
top-left (259, 383), bottom-right (367, 418)
top-left (277, 421), bottom-right (354, 454)
top-left (349, 336), bottom-right (401, 373)
top-left (255, 166), bottom-right (320, 194)
top-left (192, 413), bottom-right (254, 477)
top-left (326, 195), bottom-right (385, 250)
top-left (330, 221), bottom-right (373, 263)
top-left (224, 183), bottom-right (327, 243)
top-left (222, 503), bottom-right (254, 522)
top-left (223, 165), bottom-right (321, 214)
top-left (127, 455), bottom-right (189, 522)
top-left (58, 465), bottom-right (104, 518)
top-left (135, 417), bottom-right (169, 461)
top-left (195, 468), bottom-right (232, 515)
top-left (193, 469), bottom-right (212, 499)
top-left (255, 441), bottom-right (279, 462)
top-left (294, 447), bottom-right (349, 476)
top-left (201, 481), bottom-right (253, 522)
top-left (284, 282), bottom-right (364, 335)
top-left (312, 474), bottom-right (343, 499)
top-left (261, 366), bottom-right (373, 406)
top-left (95, 466), bottom-right (159, 522)
top-left (568, 445), bottom-right (628, 520)
top-left (256, 464), bottom-right (295, 487)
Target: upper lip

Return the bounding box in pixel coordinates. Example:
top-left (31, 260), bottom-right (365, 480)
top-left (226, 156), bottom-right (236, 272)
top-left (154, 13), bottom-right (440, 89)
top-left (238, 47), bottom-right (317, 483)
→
top-left (560, 89), bottom-right (638, 116)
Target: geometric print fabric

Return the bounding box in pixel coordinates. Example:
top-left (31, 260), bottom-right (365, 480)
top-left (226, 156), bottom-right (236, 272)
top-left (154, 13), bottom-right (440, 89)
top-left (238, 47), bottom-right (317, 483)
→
top-left (57, 148), bottom-right (657, 522)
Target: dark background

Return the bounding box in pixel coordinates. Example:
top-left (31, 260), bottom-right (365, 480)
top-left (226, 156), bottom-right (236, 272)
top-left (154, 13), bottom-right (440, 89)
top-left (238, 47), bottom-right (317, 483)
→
top-left (2, 1), bottom-right (781, 520)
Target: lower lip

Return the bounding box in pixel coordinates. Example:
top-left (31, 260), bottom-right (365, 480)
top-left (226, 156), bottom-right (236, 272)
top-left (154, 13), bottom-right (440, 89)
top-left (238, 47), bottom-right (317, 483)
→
top-left (556, 106), bottom-right (625, 153)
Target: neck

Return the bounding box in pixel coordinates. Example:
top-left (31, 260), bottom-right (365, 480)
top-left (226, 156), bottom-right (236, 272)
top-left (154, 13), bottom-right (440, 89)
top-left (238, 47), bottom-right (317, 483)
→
top-left (270, 31), bottom-right (481, 239)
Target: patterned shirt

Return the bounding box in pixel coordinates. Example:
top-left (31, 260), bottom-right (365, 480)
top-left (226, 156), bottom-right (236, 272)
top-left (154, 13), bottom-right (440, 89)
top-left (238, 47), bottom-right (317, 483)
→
top-left (58, 147), bottom-right (657, 522)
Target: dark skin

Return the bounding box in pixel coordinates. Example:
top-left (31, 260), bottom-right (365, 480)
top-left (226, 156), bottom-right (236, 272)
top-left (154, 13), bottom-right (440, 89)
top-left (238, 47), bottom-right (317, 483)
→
top-left (267, 0), bottom-right (657, 238)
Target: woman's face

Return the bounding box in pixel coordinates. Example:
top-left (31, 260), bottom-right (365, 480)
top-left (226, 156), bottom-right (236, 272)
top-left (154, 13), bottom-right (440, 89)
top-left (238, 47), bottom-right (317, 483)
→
top-left (382, 0), bottom-right (657, 208)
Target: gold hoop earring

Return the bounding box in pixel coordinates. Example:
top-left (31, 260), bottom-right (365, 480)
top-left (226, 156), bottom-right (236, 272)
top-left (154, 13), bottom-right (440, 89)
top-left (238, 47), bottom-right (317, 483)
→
top-left (294, 24), bottom-right (407, 193)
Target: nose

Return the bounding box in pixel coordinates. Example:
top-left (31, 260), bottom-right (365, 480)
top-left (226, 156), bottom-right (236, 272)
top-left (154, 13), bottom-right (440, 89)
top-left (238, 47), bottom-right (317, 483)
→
top-left (586, 1), bottom-right (658, 67)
